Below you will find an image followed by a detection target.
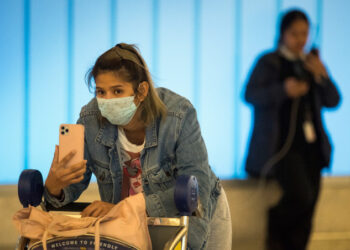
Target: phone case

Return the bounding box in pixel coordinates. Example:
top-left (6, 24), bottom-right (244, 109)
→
top-left (59, 124), bottom-right (85, 167)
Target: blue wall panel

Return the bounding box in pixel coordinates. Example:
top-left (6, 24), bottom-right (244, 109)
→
top-left (199, 0), bottom-right (236, 178)
top-left (116, 0), bottom-right (153, 72)
top-left (281, 0), bottom-right (317, 17)
top-left (0, 0), bottom-right (24, 183)
top-left (28, 0), bottom-right (68, 178)
top-left (157, 0), bottom-right (195, 102)
top-left (72, 0), bottom-right (111, 122)
top-left (0, 0), bottom-right (348, 184)
top-left (322, 0), bottom-right (350, 175)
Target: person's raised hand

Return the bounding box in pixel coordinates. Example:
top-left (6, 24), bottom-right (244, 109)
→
top-left (45, 145), bottom-right (86, 197)
top-left (305, 53), bottom-right (328, 83)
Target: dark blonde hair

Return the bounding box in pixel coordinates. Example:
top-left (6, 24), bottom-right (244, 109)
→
top-left (87, 43), bottom-right (167, 125)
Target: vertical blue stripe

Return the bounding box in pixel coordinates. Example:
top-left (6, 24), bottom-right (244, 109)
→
top-left (23, 0), bottom-right (30, 170)
top-left (67, 0), bottom-right (74, 123)
top-left (152, 0), bottom-right (159, 77)
top-left (276, 0), bottom-right (282, 13)
top-left (193, 0), bottom-right (201, 110)
top-left (110, 0), bottom-right (117, 46)
top-left (233, 0), bottom-right (242, 177)
top-left (275, 0), bottom-right (283, 45)
top-left (315, 0), bottom-right (323, 48)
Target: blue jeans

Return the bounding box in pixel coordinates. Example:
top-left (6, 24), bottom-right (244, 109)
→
top-left (205, 187), bottom-right (232, 250)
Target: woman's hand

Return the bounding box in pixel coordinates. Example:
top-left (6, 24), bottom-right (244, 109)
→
top-left (305, 53), bottom-right (328, 83)
top-left (45, 145), bottom-right (87, 197)
top-left (81, 201), bottom-right (114, 217)
top-left (284, 77), bottom-right (310, 98)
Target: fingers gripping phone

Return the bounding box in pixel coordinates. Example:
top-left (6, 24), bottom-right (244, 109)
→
top-left (59, 124), bottom-right (85, 167)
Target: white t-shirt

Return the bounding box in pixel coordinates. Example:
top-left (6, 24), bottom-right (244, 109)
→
top-left (117, 127), bottom-right (145, 198)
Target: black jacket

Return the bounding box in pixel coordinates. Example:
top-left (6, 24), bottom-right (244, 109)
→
top-left (244, 51), bottom-right (341, 177)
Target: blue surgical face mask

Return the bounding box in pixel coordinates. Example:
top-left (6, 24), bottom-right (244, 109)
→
top-left (96, 96), bottom-right (138, 126)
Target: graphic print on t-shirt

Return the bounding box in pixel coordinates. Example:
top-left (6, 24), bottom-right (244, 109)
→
top-left (120, 150), bottom-right (143, 196)
top-left (118, 127), bottom-right (145, 199)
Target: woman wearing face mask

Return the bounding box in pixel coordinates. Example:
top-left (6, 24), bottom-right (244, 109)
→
top-left (44, 43), bottom-right (232, 250)
top-left (244, 9), bottom-right (340, 250)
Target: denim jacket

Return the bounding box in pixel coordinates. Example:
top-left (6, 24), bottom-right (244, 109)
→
top-left (45, 87), bottom-right (221, 249)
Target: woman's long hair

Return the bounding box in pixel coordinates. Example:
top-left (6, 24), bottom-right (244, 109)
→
top-left (86, 43), bottom-right (167, 126)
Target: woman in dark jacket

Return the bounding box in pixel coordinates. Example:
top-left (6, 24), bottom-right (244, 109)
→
top-left (244, 9), bottom-right (341, 250)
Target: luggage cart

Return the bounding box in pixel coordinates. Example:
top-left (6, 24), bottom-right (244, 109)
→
top-left (16, 170), bottom-right (198, 250)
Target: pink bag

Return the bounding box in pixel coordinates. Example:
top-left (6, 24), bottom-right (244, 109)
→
top-left (13, 193), bottom-right (152, 250)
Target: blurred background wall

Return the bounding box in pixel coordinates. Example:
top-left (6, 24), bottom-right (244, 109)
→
top-left (0, 0), bottom-right (349, 184)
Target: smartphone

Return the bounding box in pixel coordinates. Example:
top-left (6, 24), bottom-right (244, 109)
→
top-left (59, 124), bottom-right (85, 167)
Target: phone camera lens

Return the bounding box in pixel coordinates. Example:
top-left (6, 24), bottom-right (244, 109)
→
top-left (65, 129), bottom-right (69, 133)
top-left (61, 131), bottom-right (65, 135)
top-left (61, 126), bottom-right (65, 130)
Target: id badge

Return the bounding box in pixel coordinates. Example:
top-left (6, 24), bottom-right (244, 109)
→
top-left (303, 120), bottom-right (317, 143)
